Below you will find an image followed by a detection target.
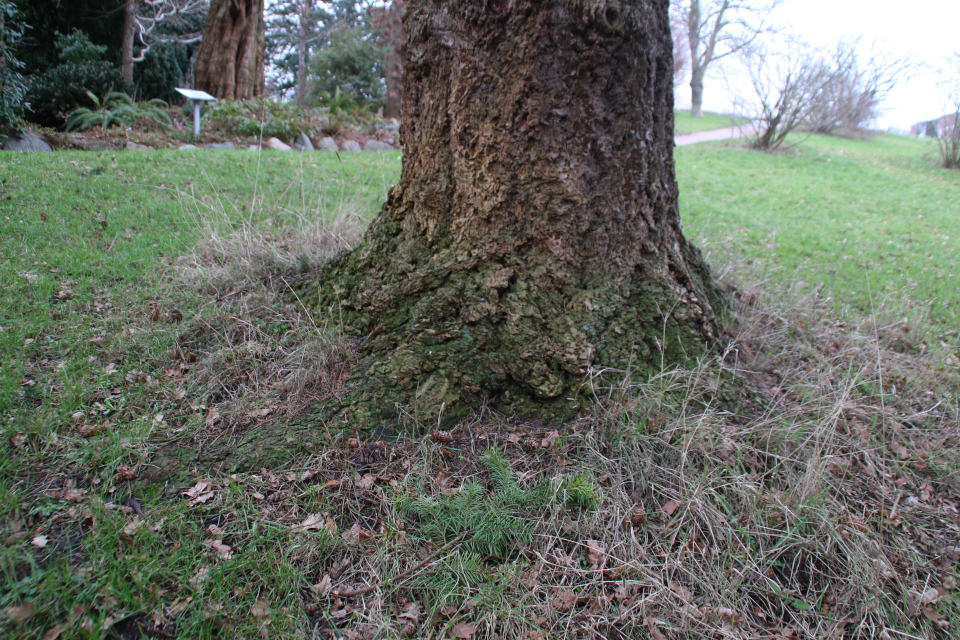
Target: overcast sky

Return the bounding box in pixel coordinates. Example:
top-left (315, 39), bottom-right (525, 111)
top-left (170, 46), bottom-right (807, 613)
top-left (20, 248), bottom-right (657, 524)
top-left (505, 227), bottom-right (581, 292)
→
top-left (674, 0), bottom-right (960, 129)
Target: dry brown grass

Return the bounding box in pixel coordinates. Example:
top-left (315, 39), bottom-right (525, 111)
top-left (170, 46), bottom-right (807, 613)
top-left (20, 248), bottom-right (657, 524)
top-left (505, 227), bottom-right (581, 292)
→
top-left (94, 202), bottom-right (959, 639)
top-left (239, 256), bottom-right (959, 640)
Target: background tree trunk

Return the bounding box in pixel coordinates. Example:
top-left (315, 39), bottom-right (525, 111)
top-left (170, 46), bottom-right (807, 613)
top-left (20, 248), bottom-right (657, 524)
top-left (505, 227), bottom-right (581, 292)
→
top-left (690, 70), bottom-right (704, 117)
top-left (194, 0), bottom-right (266, 100)
top-left (295, 0), bottom-right (308, 107)
top-left (306, 0), bottom-right (723, 427)
top-left (383, 0), bottom-right (403, 120)
top-left (121, 0), bottom-right (138, 85)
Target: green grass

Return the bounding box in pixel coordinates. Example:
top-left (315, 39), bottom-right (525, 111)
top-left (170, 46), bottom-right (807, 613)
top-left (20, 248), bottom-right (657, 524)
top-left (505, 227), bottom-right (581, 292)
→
top-left (678, 134), bottom-right (960, 324)
top-left (1, 132), bottom-right (959, 639)
top-left (674, 109), bottom-right (737, 134)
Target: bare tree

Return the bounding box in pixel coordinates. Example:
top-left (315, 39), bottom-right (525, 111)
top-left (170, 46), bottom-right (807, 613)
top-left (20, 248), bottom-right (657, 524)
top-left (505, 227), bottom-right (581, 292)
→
top-left (672, 0), bottom-right (780, 117)
top-left (671, 12), bottom-right (688, 86)
top-left (121, 0), bottom-right (208, 84)
top-left (804, 41), bottom-right (911, 137)
top-left (744, 42), bottom-right (826, 151)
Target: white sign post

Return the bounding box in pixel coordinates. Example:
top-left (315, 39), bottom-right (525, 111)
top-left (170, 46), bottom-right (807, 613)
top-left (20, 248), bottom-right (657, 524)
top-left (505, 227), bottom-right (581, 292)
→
top-left (174, 88), bottom-right (217, 138)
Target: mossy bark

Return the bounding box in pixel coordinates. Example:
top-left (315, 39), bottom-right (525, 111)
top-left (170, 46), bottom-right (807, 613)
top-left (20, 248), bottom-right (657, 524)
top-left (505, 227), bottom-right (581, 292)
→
top-left (302, 0), bottom-right (724, 428)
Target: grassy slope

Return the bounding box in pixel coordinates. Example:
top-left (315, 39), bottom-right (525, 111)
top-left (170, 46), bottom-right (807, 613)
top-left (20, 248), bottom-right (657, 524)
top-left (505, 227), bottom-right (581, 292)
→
top-left (679, 134), bottom-right (960, 325)
top-left (1, 135), bottom-right (959, 639)
top-left (0, 150), bottom-right (395, 414)
top-left (674, 109), bottom-right (735, 134)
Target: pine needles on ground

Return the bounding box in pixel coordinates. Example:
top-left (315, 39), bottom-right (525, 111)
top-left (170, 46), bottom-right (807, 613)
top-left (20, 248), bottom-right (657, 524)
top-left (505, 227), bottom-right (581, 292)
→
top-left (397, 449), bottom-right (599, 561)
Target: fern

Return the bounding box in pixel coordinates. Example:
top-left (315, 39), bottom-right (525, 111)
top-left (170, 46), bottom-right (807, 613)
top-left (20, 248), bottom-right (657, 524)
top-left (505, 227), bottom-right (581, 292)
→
top-left (65, 91), bottom-right (172, 132)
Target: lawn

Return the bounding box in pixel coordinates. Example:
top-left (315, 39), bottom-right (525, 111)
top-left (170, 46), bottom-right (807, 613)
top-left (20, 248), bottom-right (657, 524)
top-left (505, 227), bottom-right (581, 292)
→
top-left (678, 134), bottom-right (960, 325)
top-left (0, 134), bottom-right (958, 640)
top-left (673, 109), bottom-right (736, 134)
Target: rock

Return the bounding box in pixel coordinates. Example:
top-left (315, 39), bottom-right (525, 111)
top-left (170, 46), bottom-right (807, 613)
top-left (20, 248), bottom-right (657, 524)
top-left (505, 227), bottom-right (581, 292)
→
top-left (205, 142), bottom-right (236, 150)
top-left (125, 142), bottom-right (153, 151)
top-left (1, 132), bottom-right (52, 152)
top-left (294, 133), bottom-right (314, 152)
top-left (363, 140), bottom-right (394, 152)
top-left (248, 144), bottom-right (261, 151)
top-left (317, 137), bottom-right (339, 152)
top-left (266, 137), bottom-right (292, 151)
top-left (81, 140), bottom-right (113, 151)
top-left (179, 144), bottom-right (199, 151)
top-left (340, 140), bottom-right (362, 153)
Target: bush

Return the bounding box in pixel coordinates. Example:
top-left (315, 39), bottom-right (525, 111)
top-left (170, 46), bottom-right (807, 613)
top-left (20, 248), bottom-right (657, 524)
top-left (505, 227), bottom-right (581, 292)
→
top-left (309, 26), bottom-right (386, 108)
top-left (206, 99), bottom-right (325, 140)
top-left (25, 31), bottom-right (129, 129)
top-left (66, 91), bottom-right (172, 132)
top-left (0, 0), bottom-right (28, 133)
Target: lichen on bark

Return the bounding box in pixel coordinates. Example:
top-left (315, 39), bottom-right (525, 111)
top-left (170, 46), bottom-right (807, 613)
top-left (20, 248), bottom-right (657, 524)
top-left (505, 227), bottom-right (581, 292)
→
top-left (301, 0), bottom-right (724, 429)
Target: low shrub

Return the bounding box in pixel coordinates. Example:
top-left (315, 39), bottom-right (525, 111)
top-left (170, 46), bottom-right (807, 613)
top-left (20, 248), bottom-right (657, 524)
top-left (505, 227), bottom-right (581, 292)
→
top-left (25, 31), bottom-right (129, 129)
top-left (0, 0), bottom-right (28, 132)
top-left (206, 99), bottom-right (326, 140)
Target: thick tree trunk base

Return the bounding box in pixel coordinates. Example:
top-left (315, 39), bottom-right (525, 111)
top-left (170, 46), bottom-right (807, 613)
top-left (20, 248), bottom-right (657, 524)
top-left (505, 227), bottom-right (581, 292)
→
top-left (301, 201), bottom-right (724, 430)
top-left (298, 0), bottom-right (725, 431)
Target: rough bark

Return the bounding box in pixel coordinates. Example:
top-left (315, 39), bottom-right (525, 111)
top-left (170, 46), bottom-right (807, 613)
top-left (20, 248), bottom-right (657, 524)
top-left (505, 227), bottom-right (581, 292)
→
top-left (194, 0), bottom-right (266, 100)
top-left (121, 0), bottom-right (138, 85)
top-left (303, 0), bottom-right (723, 429)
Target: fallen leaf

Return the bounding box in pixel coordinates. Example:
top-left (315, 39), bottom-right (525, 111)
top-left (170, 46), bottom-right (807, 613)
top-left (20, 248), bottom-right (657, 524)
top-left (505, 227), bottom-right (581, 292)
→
top-left (551, 589), bottom-right (577, 612)
top-left (123, 518), bottom-right (144, 536)
top-left (4, 603), bottom-right (36, 624)
top-left (541, 430), bottom-right (560, 448)
top-left (663, 500), bottom-right (679, 516)
top-left (42, 626), bottom-right (63, 640)
top-left (250, 598), bottom-right (271, 618)
top-left (451, 622), bottom-right (477, 639)
top-left (585, 540), bottom-right (605, 566)
top-left (32, 535), bottom-right (49, 548)
top-left (645, 619), bottom-right (668, 640)
top-left (205, 409), bottom-right (220, 426)
top-left (189, 567), bottom-right (210, 589)
top-left (920, 587), bottom-right (940, 606)
top-left (505, 434), bottom-right (521, 444)
top-left (341, 523), bottom-right (375, 544)
top-left (355, 474), bottom-right (376, 490)
top-left (296, 513), bottom-right (337, 533)
top-left (208, 540), bottom-right (232, 559)
top-left (184, 481), bottom-right (215, 505)
top-left (311, 574), bottom-right (332, 596)
top-left (322, 480), bottom-right (340, 490)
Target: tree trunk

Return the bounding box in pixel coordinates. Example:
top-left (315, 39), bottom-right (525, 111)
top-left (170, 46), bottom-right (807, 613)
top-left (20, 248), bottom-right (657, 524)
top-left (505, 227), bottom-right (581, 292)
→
top-left (690, 69), bottom-right (704, 118)
top-left (295, 0), bottom-right (308, 107)
top-left (383, 0), bottom-right (404, 120)
top-left (194, 0), bottom-right (266, 100)
top-left (305, 0), bottom-right (723, 428)
top-left (121, 0), bottom-right (138, 85)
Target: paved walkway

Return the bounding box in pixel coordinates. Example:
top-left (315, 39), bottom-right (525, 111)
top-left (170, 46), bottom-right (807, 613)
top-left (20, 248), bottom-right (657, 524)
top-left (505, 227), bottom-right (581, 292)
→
top-left (675, 124), bottom-right (755, 146)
